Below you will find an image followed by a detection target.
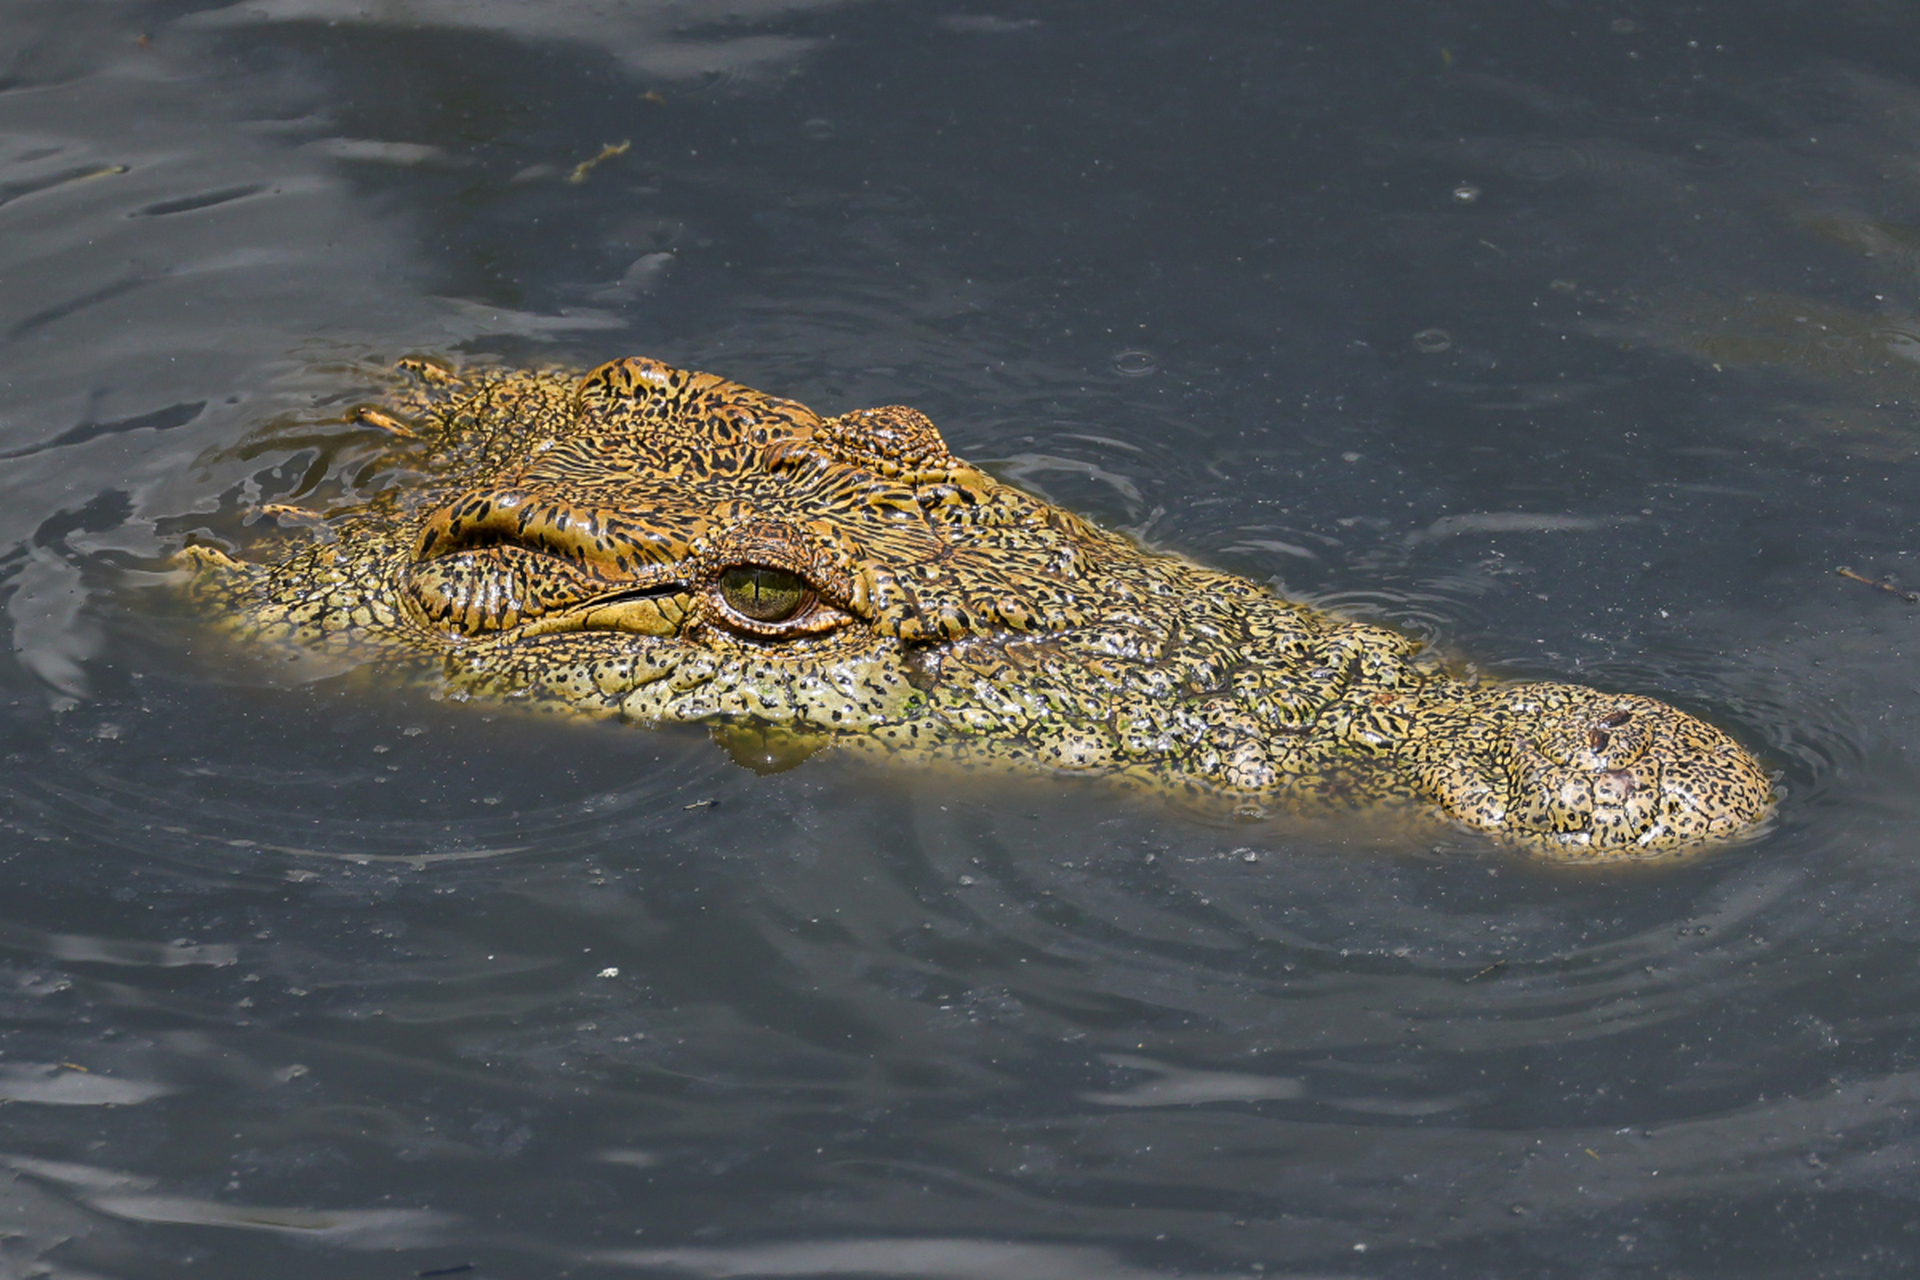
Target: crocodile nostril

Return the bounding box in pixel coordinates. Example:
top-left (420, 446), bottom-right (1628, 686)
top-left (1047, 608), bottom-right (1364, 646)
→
top-left (1600, 708), bottom-right (1633, 729)
top-left (1588, 729), bottom-right (1611, 752)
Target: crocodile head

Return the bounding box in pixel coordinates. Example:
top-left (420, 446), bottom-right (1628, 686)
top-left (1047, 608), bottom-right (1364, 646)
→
top-left (185, 357), bottom-right (1775, 859)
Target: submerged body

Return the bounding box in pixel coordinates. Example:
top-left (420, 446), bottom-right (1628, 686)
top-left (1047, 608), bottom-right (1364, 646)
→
top-left (185, 357), bottom-right (1774, 859)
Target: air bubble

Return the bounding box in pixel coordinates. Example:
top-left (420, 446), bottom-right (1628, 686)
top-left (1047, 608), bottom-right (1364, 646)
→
top-left (1451, 183), bottom-right (1481, 204)
top-left (1112, 349), bottom-right (1157, 377)
top-left (1412, 328), bottom-right (1453, 353)
top-left (800, 118), bottom-right (835, 141)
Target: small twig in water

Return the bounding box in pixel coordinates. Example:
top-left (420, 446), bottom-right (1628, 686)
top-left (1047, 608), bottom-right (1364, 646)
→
top-left (1835, 566), bottom-right (1919, 604)
top-left (568, 140), bottom-right (632, 185)
top-left (1464, 959), bottom-right (1507, 983)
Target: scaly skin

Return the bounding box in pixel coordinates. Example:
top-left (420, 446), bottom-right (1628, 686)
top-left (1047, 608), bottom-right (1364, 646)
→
top-left (182, 357), bottom-right (1775, 859)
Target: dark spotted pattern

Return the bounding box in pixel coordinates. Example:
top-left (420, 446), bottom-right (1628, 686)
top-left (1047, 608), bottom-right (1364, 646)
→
top-left (183, 357), bottom-right (1775, 859)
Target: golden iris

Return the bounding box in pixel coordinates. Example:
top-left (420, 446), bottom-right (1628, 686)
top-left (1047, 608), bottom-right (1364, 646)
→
top-left (719, 565), bottom-right (809, 622)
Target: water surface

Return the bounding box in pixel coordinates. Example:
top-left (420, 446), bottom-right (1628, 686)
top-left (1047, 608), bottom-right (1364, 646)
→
top-left (3, 2), bottom-right (1920, 1276)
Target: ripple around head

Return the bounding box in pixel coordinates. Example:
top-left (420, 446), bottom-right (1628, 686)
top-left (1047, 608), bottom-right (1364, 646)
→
top-left (1288, 581), bottom-right (1486, 649)
top-left (1566, 637), bottom-right (1863, 819)
top-left (10, 755), bottom-right (689, 875)
top-left (1, 600), bottom-right (745, 892)
top-left (33, 598), bottom-right (1902, 1248)
top-left (701, 766), bottom-right (1861, 1128)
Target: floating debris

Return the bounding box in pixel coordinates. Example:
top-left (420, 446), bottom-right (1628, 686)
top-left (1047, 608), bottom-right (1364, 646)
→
top-left (1836, 566), bottom-right (1918, 603)
top-left (568, 140), bottom-right (632, 185)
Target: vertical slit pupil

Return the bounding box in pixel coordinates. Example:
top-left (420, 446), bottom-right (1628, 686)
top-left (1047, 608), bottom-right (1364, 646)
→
top-left (721, 565), bottom-right (807, 621)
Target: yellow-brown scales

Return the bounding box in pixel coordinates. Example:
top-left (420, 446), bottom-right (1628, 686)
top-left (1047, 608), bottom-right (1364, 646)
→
top-left (184, 357), bottom-right (1776, 860)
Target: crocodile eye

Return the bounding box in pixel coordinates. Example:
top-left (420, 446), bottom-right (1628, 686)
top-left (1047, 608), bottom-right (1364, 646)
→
top-left (719, 565), bottom-right (809, 622)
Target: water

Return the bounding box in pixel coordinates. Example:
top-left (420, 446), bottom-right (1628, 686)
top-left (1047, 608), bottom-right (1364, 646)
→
top-left (3, 2), bottom-right (1919, 1276)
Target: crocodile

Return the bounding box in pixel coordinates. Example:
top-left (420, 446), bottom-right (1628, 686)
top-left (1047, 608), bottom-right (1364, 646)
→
top-left (182, 356), bottom-right (1775, 859)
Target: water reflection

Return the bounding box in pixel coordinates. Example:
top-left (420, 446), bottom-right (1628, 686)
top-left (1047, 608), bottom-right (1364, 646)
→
top-left (185, 0), bottom-right (857, 83)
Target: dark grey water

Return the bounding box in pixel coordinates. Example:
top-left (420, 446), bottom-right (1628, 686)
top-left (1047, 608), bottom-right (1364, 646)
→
top-left (3, 2), bottom-right (1919, 1276)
